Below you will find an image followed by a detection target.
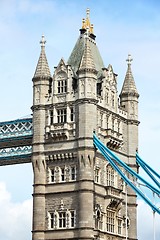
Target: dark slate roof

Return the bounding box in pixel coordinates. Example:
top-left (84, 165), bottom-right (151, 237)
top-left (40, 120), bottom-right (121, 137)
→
top-left (67, 31), bottom-right (104, 74)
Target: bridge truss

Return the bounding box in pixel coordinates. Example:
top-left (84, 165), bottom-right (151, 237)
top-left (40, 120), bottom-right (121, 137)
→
top-left (0, 117), bottom-right (33, 166)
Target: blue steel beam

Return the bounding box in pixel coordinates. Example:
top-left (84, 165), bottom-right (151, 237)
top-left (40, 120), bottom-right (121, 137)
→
top-left (0, 154), bottom-right (32, 166)
top-left (93, 134), bottom-right (160, 196)
top-left (0, 118), bottom-right (33, 140)
top-left (0, 117), bottom-right (33, 165)
top-left (93, 134), bottom-right (160, 215)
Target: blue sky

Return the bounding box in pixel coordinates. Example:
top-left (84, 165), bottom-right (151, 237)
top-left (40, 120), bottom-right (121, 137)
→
top-left (0, 0), bottom-right (160, 239)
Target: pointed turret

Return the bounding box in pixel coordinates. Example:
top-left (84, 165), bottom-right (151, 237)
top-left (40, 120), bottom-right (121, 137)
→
top-left (120, 54), bottom-right (139, 98)
top-left (33, 35), bottom-right (51, 79)
top-left (32, 35), bottom-right (52, 106)
top-left (79, 37), bottom-right (97, 73)
top-left (120, 54), bottom-right (139, 120)
top-left (31, 35), bottom-right (51, 239)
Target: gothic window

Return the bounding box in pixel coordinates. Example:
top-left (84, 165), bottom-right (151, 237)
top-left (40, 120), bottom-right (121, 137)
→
top-left (60, 167), bottom-right (65, 182)
top-left (70, 166), bottom-right (76, 181)
top-left (99, 214), bottom-right (103, 230)
top-left (58, 80), bottom-right (67, 93)
top-left (57, 109), bottom-right (67, 123)
top-left (95, 168), bottom-right (100, 183)
top-left (50, 168), bottom-right (55, 183)
top-left (49, 165), bottom-right (76, 184)
top-left (49, 210), bottom-right (76, 229)
top-left (50, 212), bottom-right (54, 229)
top-left (50, 110), bottom-right (54, 125)
top-left (59, 212), bottom-right (66, 228)
top-left (118, 219), bottom-right (122, 234)
top-left (70, 210), bottom-right (75, 227)
top-left (106, 210), bottom-right (115, 233)
top-left (70, 107), bottom-right (74, 122)
top-left (106, 165), bottom-right (115, 187)
top-left (95, 209), bottom-right (103, 230)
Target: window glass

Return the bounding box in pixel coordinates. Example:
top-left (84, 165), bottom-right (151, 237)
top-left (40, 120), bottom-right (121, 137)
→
top-left (58, 80), bottom-right (67, 94)
top-left (57, 109), bottom-right (67, 123)
top-left (106, 166), bottom-right (115, 187)
top-left (106, 210), bottom-right (115, 233)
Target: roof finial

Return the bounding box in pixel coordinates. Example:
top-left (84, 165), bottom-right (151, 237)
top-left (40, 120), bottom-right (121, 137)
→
top-left (86, 8), bottom-right (91, 32)
top-left (80, 9), bottom-right (95, 36)
top-left (40, 34), bottom-right (46, 48)
top-left (33, 34), bottom-right (51, 79)
top-left (90, 24), bottom-right (94, 34)
top-left (82, 18), bottom-right (86, 29)
top-left (86, 8), bottom-right (90, 19)
top-left (126, 54), bottom-right (133, 65)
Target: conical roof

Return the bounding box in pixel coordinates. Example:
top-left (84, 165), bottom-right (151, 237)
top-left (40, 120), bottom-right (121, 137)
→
top-left (67, 9), bottom-right (104, 74)
top-left (120, 54), bottom-right (139, 97)
top-left (33, 35), bottom-right (51, 79)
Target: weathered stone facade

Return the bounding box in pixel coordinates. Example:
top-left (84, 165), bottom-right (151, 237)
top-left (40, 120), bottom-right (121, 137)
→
top-left (31, 10), bottom-right (139, 240)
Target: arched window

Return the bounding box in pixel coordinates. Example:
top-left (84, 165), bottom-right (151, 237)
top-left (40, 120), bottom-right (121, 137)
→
top-left (95, 208), bottom-right (103, 230)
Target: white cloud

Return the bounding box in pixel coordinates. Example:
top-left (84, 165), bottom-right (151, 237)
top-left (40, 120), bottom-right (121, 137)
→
top-left (1, 181), bottom-right (160, 240)
top-left (137, 199), bottom-right (160, 240)
top-left (0, 182), bottom-right (32, 240)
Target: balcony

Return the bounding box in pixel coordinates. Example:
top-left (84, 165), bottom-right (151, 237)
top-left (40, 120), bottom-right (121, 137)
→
top-left (45, 122), bottom-right (75, 141)
top-left (99, 128), bottom-right (123, 149)
top-left (105, 186), bottom-right (123, 210)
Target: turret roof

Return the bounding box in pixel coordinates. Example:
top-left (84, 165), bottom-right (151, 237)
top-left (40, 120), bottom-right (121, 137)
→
top-left (67, 9), bottom-right (104, 74)
top-left (33, 35), bottom-right (51, 78)
top-left (120, 54), bottom-right (139, 97)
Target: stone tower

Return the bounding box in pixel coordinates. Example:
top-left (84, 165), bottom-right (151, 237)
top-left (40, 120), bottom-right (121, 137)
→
top-left (32, 9), bottom-right (139, 240)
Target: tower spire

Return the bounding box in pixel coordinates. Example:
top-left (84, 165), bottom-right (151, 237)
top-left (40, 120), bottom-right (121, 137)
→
top-left (81, 8), bottom-right (94, 35)
top-left (40, 34), bottom-right (46, 48)
top-left (126, 53), bottom-right (133, 65)
top-left (33, 35), bottom-right (51, 79)
top-left (68, 9), bottom-right (104, 74)
top-left (120, 54), bottom-right (139, 97)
